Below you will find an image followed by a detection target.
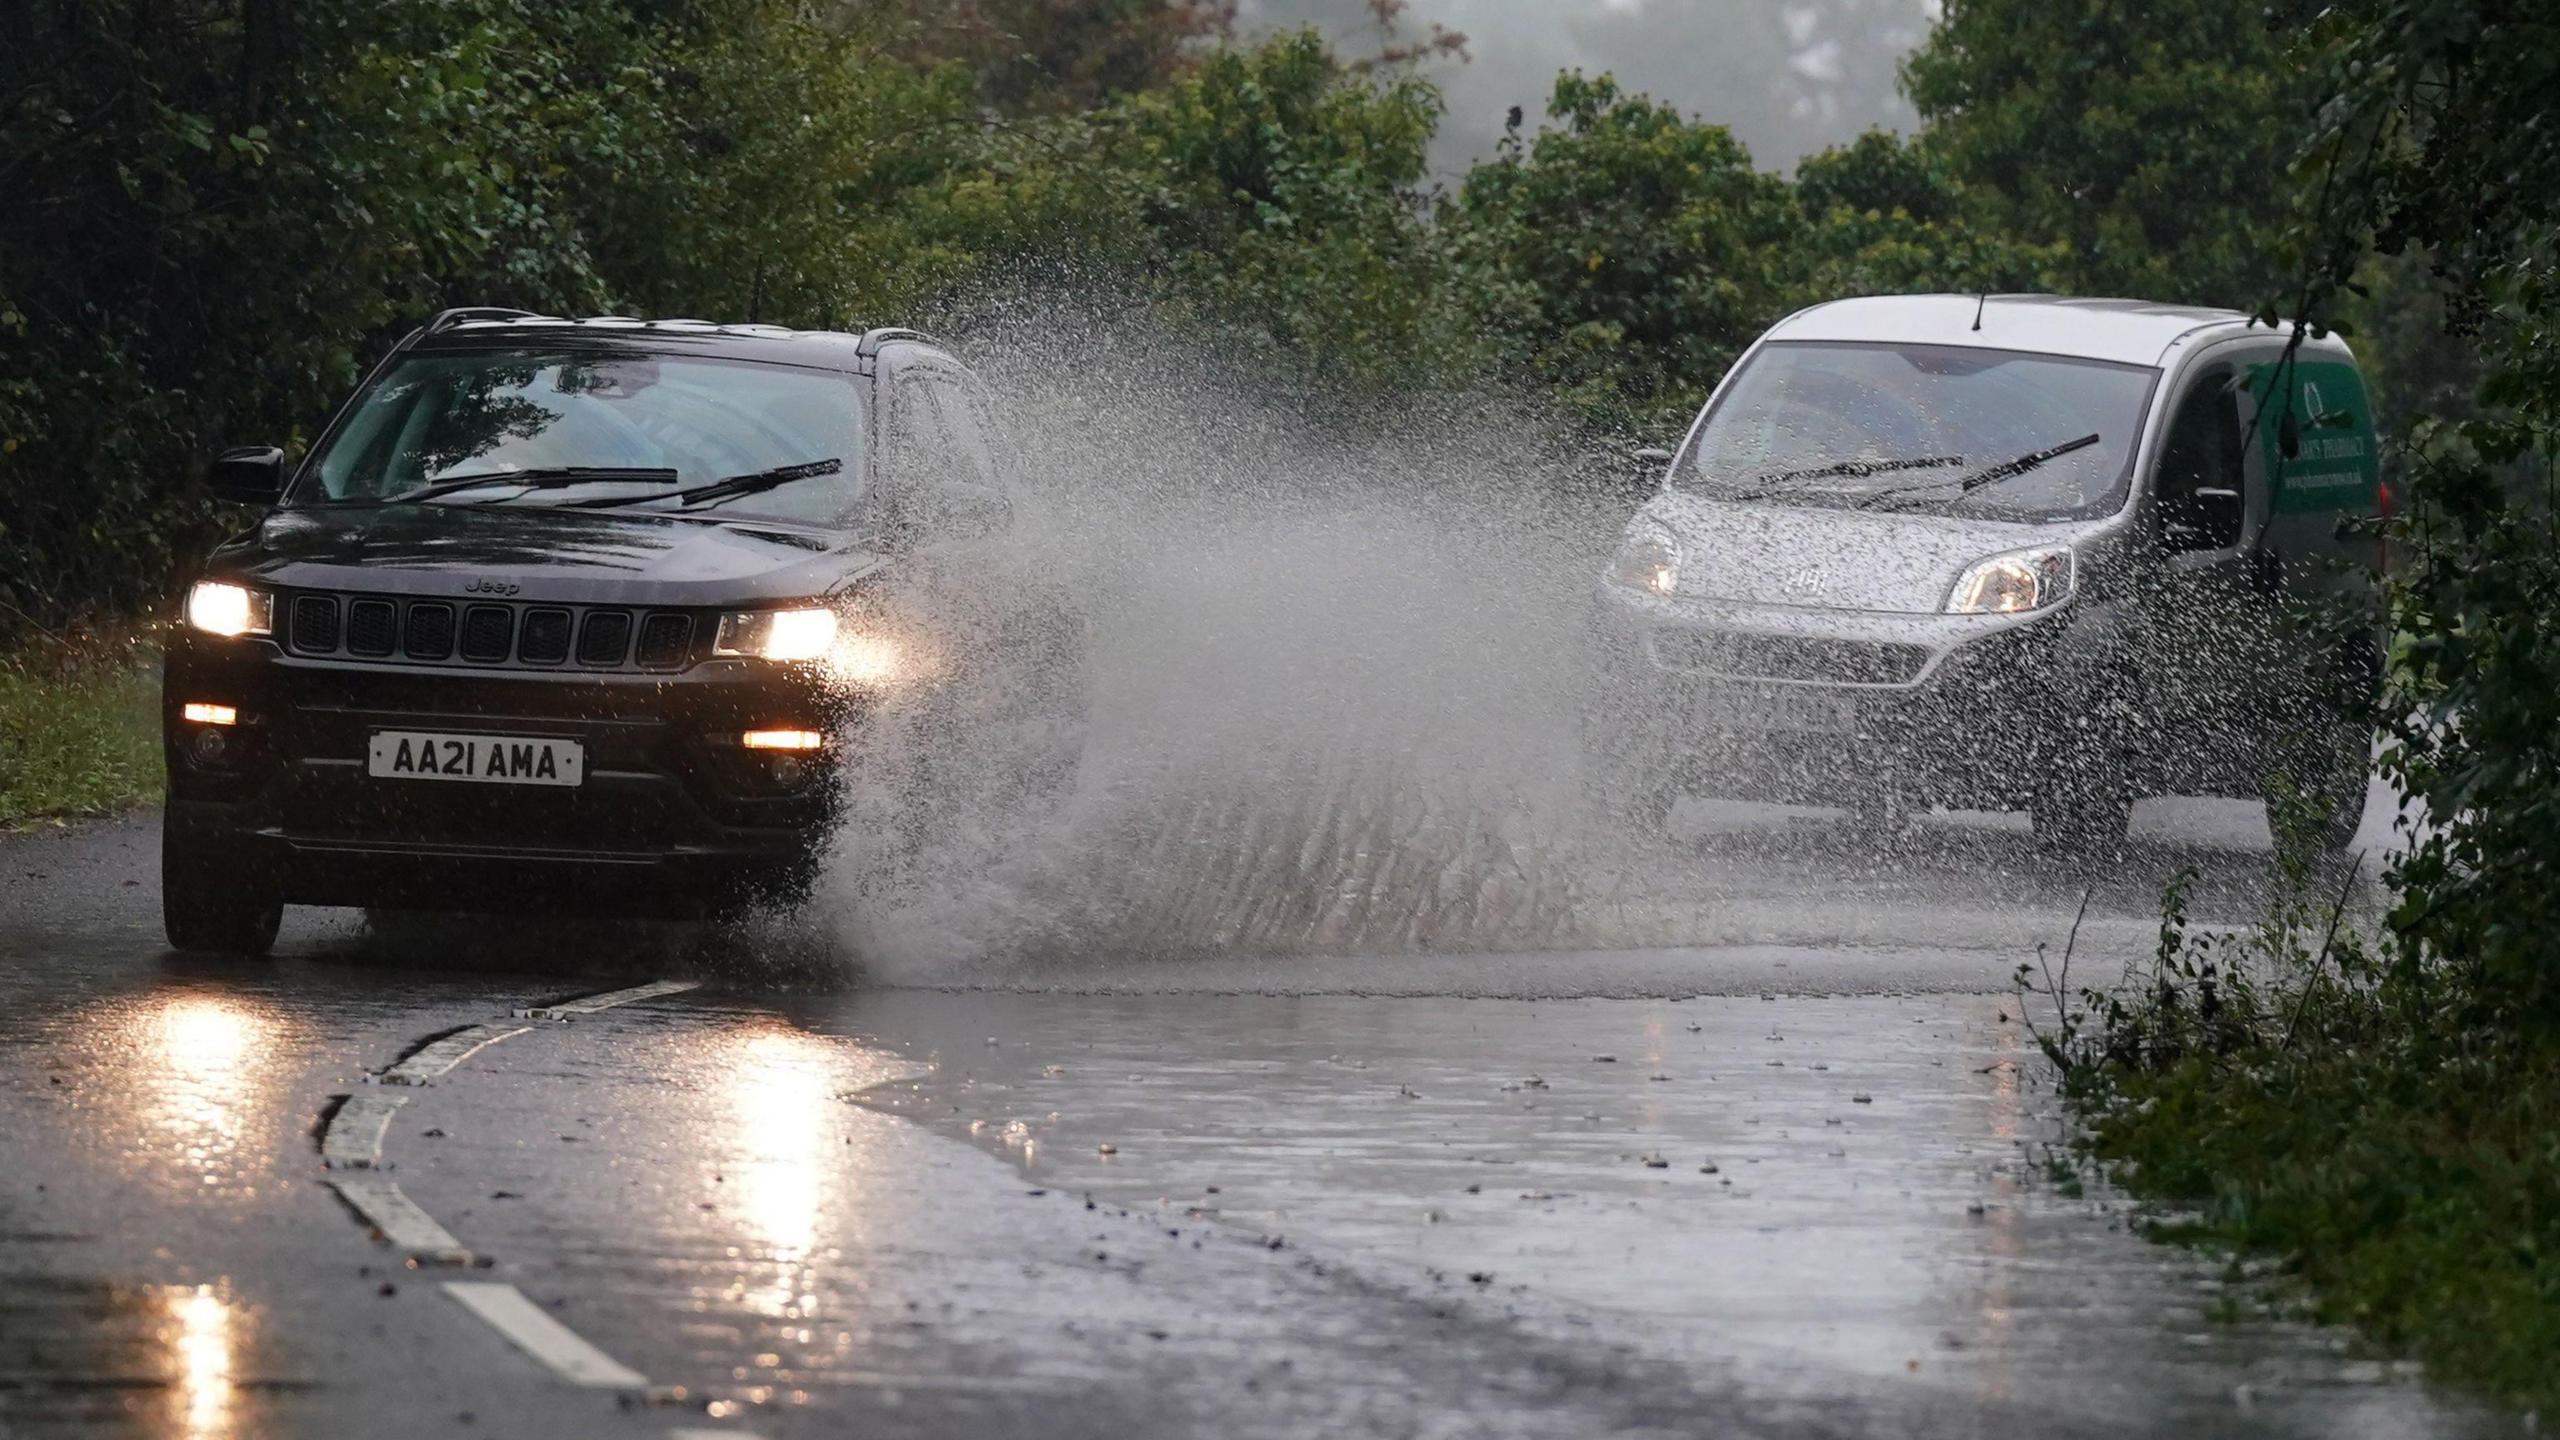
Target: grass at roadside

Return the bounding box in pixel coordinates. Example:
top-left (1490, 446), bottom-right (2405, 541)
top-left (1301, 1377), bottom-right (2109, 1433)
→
top-left (0, 633), bottom-right (163, 824)
top-left (2024, 822), bottom-right (2560, 1412)
top-left (2080, 1034), bottom-right (2560, 1404)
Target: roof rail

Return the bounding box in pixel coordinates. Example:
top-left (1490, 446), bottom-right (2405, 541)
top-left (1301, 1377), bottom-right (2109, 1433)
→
top-left (856, 326), bottom-right (937, 357)
top-left (424, 306), bottom-right (539, 336)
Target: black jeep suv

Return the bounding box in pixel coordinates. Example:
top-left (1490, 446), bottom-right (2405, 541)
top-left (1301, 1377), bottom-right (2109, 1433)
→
top-left (163, 308), bottom-right (1055, 955)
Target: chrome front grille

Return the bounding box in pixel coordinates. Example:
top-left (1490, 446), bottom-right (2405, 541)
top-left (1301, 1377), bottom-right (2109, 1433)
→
top-left (1649, 629), bottom-right (1931, 686)
top-left (280, 591), bottom-right (697, 672)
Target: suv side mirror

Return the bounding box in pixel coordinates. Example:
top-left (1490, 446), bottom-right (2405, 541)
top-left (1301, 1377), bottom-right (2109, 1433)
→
top-left (2163, 486), bottom-right (2243, 553)
top-left (207, 446), bottom-right (285, 506)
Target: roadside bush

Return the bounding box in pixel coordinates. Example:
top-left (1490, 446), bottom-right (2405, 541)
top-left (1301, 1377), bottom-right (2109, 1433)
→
top-left (0, 632), bottom-right (162, 822)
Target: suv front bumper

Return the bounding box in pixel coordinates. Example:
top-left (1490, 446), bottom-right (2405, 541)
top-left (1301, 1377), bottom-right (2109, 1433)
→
top-left (164, 633), bottom-right (851, 916)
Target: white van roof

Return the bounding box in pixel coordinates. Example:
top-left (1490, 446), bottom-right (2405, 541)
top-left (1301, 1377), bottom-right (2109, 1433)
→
top-left (1764, 294), bottom-right (2318, 369)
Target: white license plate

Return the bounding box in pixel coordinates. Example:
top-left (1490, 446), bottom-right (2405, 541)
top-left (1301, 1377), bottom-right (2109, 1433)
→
top-left (367, 731), bottom-right (585, 787)
top-left (1698, 685), bottom-right (1858, 735)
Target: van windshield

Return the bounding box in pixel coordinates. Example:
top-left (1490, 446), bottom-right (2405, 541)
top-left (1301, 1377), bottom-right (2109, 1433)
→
top-left (293, 349), bottom-right (865, 526)
top-left (1674, 341), bottom-right (2159, 521)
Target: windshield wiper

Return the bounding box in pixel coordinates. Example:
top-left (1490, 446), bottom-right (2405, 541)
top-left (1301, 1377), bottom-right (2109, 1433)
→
top-left (1850, 433), bottom-right (2102, 511)
top-left (1718, 454), bottom-right (1965, 502)
top-left (563, 457), bottom-right (844, 512)
top-left (382, 466), bottom-right (679, 506)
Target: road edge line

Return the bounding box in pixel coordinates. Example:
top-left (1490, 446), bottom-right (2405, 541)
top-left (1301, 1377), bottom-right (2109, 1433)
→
top-left (325, 1174), bottom-right (475, 1265)
top-left (442, 1281), bottom-right (649, 1390)
top-left (319, 1092), bottom-right (406, 1169)
top-left (379, 1022), bottom-right (533, 1085)
top-left (512, 978), bottom-right (701, 1020)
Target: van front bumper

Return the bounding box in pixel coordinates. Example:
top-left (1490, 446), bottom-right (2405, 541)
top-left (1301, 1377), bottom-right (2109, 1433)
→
top-left (1584, 583), bottom-right (2113, 811)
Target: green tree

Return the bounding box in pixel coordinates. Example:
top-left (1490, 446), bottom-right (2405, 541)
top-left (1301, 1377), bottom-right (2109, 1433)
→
top-left (1449, 73), bottom-right (1801, 439)
top-left (1791, 129), bottom-right (2063, 299)
top-left (2282, 0), bottom-right (2560, 1026)
top-left (1901, 0), bottom-right (2315, 307)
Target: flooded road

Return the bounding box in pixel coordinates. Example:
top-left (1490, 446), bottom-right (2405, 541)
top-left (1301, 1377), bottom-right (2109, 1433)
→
top-left (0, 800), bottom-right (2512, 1439)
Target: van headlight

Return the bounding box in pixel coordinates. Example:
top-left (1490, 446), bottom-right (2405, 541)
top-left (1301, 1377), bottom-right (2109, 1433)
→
top-left (1608, 529), bottom-right (1681, 598)
top-left (1947, 545), bottom-right (2073, 614)
top-left (185, 581), bottom-right (273, 637)
top-left (714, 606), bottom-right (839, 661)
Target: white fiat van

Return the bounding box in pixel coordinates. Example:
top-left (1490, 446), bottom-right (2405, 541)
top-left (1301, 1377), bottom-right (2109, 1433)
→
top-left (1586, 294), bottom-right (2385, 853)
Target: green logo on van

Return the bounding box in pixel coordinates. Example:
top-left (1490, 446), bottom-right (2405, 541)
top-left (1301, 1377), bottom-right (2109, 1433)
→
top-left (2247, 359), bottom-right (2378, 513)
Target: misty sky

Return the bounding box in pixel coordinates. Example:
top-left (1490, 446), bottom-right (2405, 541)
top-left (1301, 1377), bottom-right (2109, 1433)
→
top-left (1236, 0), bottom-right (1935, 180)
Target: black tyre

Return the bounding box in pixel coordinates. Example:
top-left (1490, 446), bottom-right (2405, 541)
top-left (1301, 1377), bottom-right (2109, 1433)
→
top-left (2291, 720), bottom-right (2375, 857)
top-left (162, 829), bottom-right (281, 957)
top-left (2030, 769), bottom-right (2133, 856)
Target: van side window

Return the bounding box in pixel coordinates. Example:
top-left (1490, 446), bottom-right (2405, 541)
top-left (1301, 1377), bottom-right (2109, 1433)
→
top-left (2155, 368), bottom-right (2246, 550)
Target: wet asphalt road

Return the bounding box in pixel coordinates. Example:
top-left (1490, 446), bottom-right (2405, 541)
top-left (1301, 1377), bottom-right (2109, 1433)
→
top-left (0, 800), bottom-right (2524, 1440)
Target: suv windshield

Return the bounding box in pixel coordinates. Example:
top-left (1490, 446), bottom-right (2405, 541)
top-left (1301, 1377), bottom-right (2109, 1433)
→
top-left (295, 349), bottom-right (865, 526)
top-left (1675, 341), bottom-right (2159, 521)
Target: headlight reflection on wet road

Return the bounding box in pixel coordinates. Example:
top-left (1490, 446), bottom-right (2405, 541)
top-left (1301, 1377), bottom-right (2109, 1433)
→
top-left (721, 1028), bottom-right (841, 1320)
top-left (163, 1282), bottom-right (242, 1438)
top-left (94, 992), bottom-right (292, 1199)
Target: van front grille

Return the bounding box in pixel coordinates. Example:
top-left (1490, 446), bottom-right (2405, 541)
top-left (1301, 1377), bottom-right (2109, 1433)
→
top-left (1649, 630), bottom-right (1931, 686)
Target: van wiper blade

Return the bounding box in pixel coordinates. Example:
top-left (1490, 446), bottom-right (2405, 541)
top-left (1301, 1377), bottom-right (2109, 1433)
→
top-left (563, 457), bottom-right (843, 512)
top-left (383, 466), bottom-right (679, 505)
top-left (1720, 454), bottom-right (1965, 502)
top-left (1851, 433), bottom-right (2102, 511)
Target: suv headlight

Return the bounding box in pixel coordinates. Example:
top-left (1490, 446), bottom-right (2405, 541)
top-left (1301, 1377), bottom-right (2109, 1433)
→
top-left (186, 581), bottom-right (273, 637)
top-left (1947, 545), bottom-right (2073, 615)
top-left (1608, 529), bottom-right (1681, 598)
top-left (714, 606), bottom-right (839, 661)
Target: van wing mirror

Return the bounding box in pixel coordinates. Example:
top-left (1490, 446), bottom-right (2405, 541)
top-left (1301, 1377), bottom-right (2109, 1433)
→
top-left (2163, 486), bottom-right (2244, 553)
top-left (207, 446), bottom-right (285, 506)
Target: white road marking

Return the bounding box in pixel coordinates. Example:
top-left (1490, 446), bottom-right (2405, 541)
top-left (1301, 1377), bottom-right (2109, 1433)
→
top-left (378, 1023), bottom-right (532, 1085)
top-left (511, 978), bottom-right (701, 1020)
top-left (319, 1092), bottom-right (406, 1169)
top-left (669, 1431), bottom-right (771, 1440)
top-left (443, 1282), bottom-right (648, 1389)
top-left (326, 1174), bottom-right (473, 1264)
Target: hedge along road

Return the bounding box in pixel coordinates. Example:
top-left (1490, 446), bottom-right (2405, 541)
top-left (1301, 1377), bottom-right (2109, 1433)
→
top-left (0, 800), bottom-right (2522, 1440)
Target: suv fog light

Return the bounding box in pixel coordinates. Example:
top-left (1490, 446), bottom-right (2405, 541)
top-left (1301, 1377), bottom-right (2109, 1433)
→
top-left (182, 702), bottom-right (239, 726)
top-left (191, 729), bottom-right (230, 765)
top-left (742, 729), bottom-right (825, 751)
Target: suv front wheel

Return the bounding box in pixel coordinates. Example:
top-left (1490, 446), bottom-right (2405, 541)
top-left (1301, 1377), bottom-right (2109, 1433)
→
top-left (162, 826), bottom-right (281, 957)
